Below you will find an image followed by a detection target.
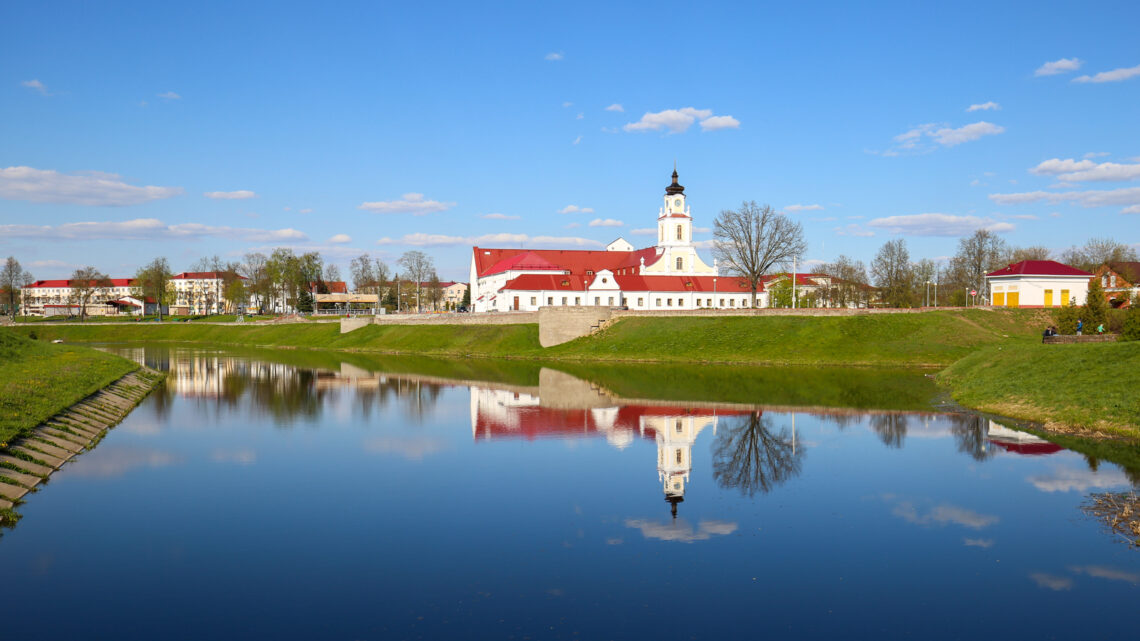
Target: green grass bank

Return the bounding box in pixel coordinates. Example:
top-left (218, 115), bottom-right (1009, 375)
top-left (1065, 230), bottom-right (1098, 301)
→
top-left (939, 341), bottom-right (1140, 438)
top-left (8, 308), bottom-right (1045, 367)
top-left (0, 330), bottom-right (140, 445)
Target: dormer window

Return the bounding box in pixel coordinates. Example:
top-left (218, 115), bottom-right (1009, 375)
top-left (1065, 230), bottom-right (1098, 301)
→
top-left (561, 280), bottom-right (569, 286)
top-left (586, 270), bottom-right (594, 276)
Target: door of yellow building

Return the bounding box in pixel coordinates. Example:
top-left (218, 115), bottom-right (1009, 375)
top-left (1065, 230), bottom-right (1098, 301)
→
top-left (1061, 289), bottom-right (1070, 306)
top-left (1044, 290), bottom-right (1053, 307)
top-left (993, 292), bottom-right (1005, 306)
top-left (1007, 291), bottom-right (1019, 307)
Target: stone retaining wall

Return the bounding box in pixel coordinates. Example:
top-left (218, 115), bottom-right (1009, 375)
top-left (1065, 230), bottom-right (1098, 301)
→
top-left (538, 307), bottom-right (613, 347)
top-left (1043, 334), bottom-right (1118, 344)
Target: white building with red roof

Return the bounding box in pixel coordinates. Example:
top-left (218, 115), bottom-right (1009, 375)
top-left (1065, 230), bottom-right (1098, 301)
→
top-left (469, 169), bottom-right (763, 312)
top-left (984, 260), bottom-right (1093, 308)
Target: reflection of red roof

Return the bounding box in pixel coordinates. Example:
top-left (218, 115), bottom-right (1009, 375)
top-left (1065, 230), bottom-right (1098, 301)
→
top-left (988, 439), bottom-right (1063, 456)
top-left (987, 260), bottom-right (1092, 278)
top-left (474, 403), bottom-right (751, 441)
top-left (474, 247), bottom-right (660, 278)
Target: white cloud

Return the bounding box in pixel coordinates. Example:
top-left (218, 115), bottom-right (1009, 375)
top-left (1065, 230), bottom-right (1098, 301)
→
top-left (480, 213), bottom-right (520, 220)
top-left (299, 208), bottom-right (313, 214)
top-left (699, 115), bottom-right (740, 131)
top-left (588, 218), bottom-right (623, 227)
top-left (891, 501), bottom-right (999, 530)
top-left (558, 204), bottom-right (594, 214)
top-left (785, 204), bottom-right (824, 212)
top-left (1030, 573), bottom-right (1073, 591)
top-left (989, 186), bottom-right (1140, 213)
top-left (605, 103), bottom-right (624, 112)
top-left (1084, 151), bottom-right (1110, 159)
top-left (576, 112), bottom-right (584, 120)
top-left (545, 52), bottom-right (564, 61)
top-left (328, 233), bottom-right (352, 244)
top-left (1124, 204), bottom-right (1140, 214)
top-left (365, 436), bottom-right (451, 461)
top-left (1027, 465), bottom-right (1129, 493)
top-left (1068, 565), bottom-right (1140, 584)
top-left (204, 190), bottom-right (257, 200)
top-left (1029, 158), bottom-right (1140, 182)
top-left (0, 166), bottom-right (183, 206)
top-left (0, 218), bottom-right (306, 242)
top-left (572, 135), bottom-right (582, 145)
top-left (625, 518), bottom-right (738, 543)
top-left (210, 448), bottom-right (256, 465)
top-left (562, 101), bottom-right (573, 108)
top-left (564, 222), bottom-right (580, 229)
top-left (868, 213), bottom-right (1014, 236)
top-left (28, 259), bottom-right (78, 269)
top-left (623, 109), bottom-right (740, 133)
top-left (1035, 58), bottom-right (1082, 76)
top-left (377, 232), bottom-right (603, 248)
top-left (158, 91), bottom-right (181, 100)
top-left (964, 538), bottom-right (994, 548)
top-left (692, 239), bottom-right (716, 249)
top-left (931, 121), bottom-right (1005, 146)
top-left (358, 192), bottom-right (455, 215)
top-left (631, 227), bottom-right (656, 235)
top-left (1074, 63), bottom-right (1140, 84)
top-left (966, 101), bottom-right (1001, 112)
top-left (21, 79), bottom-right (48, 94)
top-left (693, 226), bottom-right (711, 233)
top-left (834, 224), bottom-right (874, 237)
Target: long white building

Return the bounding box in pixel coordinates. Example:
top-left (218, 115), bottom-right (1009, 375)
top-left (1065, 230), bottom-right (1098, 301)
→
top-left (469, 169), bottom-right (762, 312)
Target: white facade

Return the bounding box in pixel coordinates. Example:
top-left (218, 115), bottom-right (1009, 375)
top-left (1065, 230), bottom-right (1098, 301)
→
top-left (985, 261), bottom-right (1093, 308)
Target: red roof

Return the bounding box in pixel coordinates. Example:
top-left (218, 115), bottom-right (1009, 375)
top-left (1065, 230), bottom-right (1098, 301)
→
top-left (501, 274), bottom-right (590, 291)
top-left (309, 281), bottom-right (348, 294)
top-left (987, 260), bottom-right (1092, 278)
top-left (474, 246), bottom-right (660, 278)
top-left (28, 278), bottom-right (135, 288)
top-left (172, 271), bottom-right (246, 280)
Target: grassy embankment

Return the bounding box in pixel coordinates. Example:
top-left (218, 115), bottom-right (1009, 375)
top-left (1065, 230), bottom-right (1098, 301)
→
top-left (0, 330), bottom-right (139, 445)
top-left (10, 309), bottom-right (1041, 367)
top-left (940, 341), bottom-right (1140, 438)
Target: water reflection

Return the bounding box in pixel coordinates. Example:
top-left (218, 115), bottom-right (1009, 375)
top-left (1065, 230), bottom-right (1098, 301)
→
top-left (711, 411), bottom-right (804, 498)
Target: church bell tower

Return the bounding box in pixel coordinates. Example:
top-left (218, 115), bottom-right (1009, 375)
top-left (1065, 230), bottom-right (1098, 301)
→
top-left (658, 166), bottom-right (693, 248)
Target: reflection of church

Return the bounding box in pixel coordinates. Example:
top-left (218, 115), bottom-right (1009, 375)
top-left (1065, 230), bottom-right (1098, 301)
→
top-left (471, 384), bottom-right (743, 515)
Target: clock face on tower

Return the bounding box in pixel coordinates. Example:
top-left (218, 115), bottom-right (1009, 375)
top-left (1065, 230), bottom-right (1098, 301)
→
top-left (674, 198), bottom-right (682, 208)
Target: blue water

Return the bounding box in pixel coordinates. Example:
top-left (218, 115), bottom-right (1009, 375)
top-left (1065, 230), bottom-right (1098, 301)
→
top-left (1, 347), bottom-right (1136, 640)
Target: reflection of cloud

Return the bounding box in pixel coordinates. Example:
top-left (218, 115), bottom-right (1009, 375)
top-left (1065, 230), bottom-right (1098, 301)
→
top-left (210, 448), bottom-right (257, 465)
top-left (1028, 466), bottom-right (1130, 493)
top-left (1069, 565), bottom-right (1140, 584)
top-left (65, 447), bottom-right (178, 478)
top-left (605, 538), bottom-right (623, 545)
top-left (625, 518), bottom-right (738, 543)
top-left (889, 498), bottom-right (998, 530)
top-left (120, 421), bottom-right (162, 435)
top-left (1030, 573), bottom-right (1073, 591)
top-left (964, 538), bottom-right (994, 548)
top-left (364, 436), bottom-right (450, 461)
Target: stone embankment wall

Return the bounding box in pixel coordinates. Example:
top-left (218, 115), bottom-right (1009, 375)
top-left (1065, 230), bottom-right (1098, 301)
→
top-left (1042, 334), bottom-right (1118, 344)
top-left (0, 368), bottom-right (165, 514)
top-left (537, 307), bottom-right (614, 347)
top-left (340, 311), bottom-right (539, 334)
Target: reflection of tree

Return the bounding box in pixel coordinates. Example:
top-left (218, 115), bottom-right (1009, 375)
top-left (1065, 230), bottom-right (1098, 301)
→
top-left (870, 414), bottom-right (908, 448)
top-left (712, 412), bottom-right (804, 497)
top-left (945, 414), bottom-right (997, 462)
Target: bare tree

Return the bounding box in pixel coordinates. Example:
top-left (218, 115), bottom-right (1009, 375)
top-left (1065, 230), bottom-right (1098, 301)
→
top-left (818, 255), bottom-right (869, 308)
top-left (1010, 245), bottom-right (1053, 262)
top-left (132, 257), bottom-right (174, 320)
top-left (323, 263), bottom-right (341, 284)
top-left (713, 202), bottom-right (807, 306)
top-left (350, 254), bottom-right (389, 296)
top-left (1061, 238), bottom-right (1139, 271)
top-left (427, 273), bottom-right (444, 311)
top-left (68, 266), bottom-right (111, 321)
top-left (1, 256), bottom-right (26, 317)
top-left (871, 239), bottom-right (915, 307)
top-left (398, 251), bottom-right (434, 312)
top-left (241, 252), bottom-right (270, 313)
top-left (711, 412), bottom-right (804, 497)
top-left (948, 229), bottom-right (1009, 298)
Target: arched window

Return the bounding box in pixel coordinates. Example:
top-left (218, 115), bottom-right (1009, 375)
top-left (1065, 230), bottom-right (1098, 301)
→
top-left (676, 257), bottom-right (683, 271)
top-left (676, 225), bottom-right (683, 240)
top-left (659, 226), bottom-right (664, 242)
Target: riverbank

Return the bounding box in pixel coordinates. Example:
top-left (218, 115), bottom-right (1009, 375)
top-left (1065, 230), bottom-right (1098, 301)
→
top-left (938, 341), bottom-right (1140, 439)
top-left (0, 330), bottom-right (141, 445)
top-left (6, 308), bottom-right (1045, 367)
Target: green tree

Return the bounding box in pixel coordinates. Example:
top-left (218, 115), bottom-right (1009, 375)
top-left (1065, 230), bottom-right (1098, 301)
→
top-left (1, 256), bottom-right (30, 317)
top-left (768, 279), bottom-right (793, 308)
top-left (1083, 277), bottom-right (1108, 329)
top-left (1121, 297), bottom-right (1140, 341)
top-left (461, 284), bottom-right (471, 309)
top-left (133, 257), bottom-right (174, 320)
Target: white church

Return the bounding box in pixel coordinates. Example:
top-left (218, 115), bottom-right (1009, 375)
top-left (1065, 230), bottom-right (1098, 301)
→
top-left (468, 169), bottom-right (763, 313)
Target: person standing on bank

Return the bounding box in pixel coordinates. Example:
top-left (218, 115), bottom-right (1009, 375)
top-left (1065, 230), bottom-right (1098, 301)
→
top-left (1077, 318), bottom-right (1083, 336)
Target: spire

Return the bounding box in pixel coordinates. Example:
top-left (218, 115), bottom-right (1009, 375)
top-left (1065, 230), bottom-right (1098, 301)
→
top-left (665, 165), bottom-right (685, 196)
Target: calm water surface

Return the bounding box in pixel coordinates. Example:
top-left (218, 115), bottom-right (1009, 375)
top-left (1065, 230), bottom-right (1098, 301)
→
top-left (1, 346), bottom-right (1136, 640)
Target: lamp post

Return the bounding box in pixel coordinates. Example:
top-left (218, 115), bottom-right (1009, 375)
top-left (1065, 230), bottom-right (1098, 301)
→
top-left (713, 277), bottom-right (717, 309)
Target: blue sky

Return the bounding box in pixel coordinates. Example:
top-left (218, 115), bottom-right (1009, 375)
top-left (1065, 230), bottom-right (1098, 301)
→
top-left (2, 0), bottom-right (1138, 281)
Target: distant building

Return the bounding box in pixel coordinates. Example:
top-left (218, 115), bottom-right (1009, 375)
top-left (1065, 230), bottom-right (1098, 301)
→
top-left (23, 278), bottom-right (138, 316)
top-left (170, 272), bottom-right (246, 315)
top-left (985, 260), bottom-right (1093, 308)
top-left (1090, 262), bottom-right (1140, 308)
top-left (469, 169), bottom-right (759, 312)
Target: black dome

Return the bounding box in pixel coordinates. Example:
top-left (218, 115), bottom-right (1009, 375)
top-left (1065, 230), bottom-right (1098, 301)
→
top-left (665, 169), bottom-right (685, 196)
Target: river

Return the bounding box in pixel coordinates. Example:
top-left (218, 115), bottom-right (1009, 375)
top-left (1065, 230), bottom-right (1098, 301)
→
top-left (0, 345), bottom-right (1136, 640)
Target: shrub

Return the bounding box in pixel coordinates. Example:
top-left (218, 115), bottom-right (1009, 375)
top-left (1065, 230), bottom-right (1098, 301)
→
top-left (1052, 305), bottom-right (1080, 334)
top-left (1083, 278), bottom-right (1108, 328)
top-left (1122, 304), bottom-right (1140, 342)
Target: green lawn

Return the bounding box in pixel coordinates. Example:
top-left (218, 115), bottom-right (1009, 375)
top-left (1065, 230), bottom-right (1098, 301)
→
top-left (939, 341), bottom-right (1140, 437)
top-left (7, 309), bottom-right (1047, 368)
top-left (0, 330), bottom-right (139, 445)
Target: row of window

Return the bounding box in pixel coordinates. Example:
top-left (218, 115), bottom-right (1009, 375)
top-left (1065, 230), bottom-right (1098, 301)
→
top-left (520, 295), bottom-right (752, 308)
